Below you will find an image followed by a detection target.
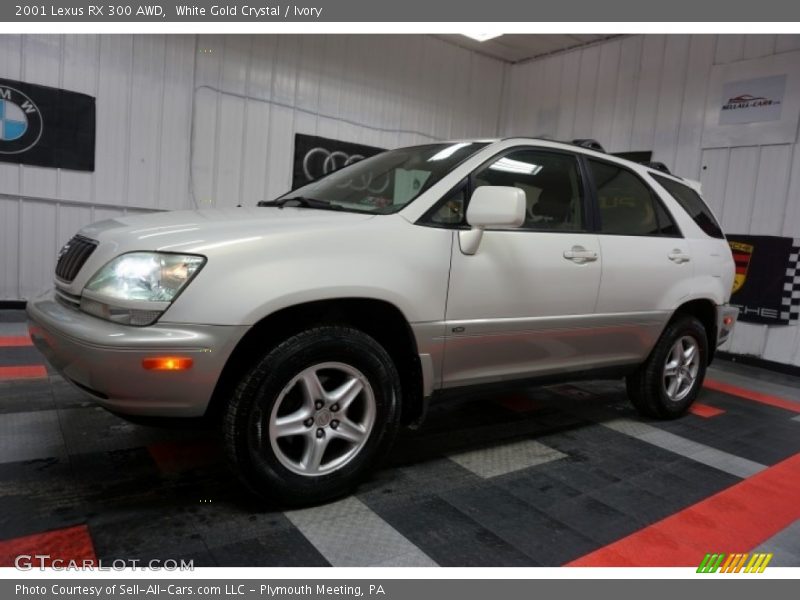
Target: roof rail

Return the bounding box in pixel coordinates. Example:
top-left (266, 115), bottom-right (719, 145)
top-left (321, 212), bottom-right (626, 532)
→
top-left (642, 161), bottom-right (672, 174)
top-left (571, 139), bottom-right (606, 153)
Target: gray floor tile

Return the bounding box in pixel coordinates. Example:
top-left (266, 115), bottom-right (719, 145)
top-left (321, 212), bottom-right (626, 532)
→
top-left (601, 417), bottom-right (766, 478)
top-left (449, 438), bottom-right (566, 478)
top-left (0, 409), bottom-right (66, 463)
top-left (755, 519), bottom-right (800, 557)
top-left (285, 495), bottom-right (437, 567)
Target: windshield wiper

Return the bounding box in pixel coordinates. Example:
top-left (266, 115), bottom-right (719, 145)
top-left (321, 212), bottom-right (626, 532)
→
top-left (257, 196), bottom-right (342, 210)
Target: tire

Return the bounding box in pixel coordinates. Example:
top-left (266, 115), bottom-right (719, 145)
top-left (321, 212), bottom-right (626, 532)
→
top-left (223, 326), bottom-right (402, 506)
top-left (626, 315), bottom-right (708, 419)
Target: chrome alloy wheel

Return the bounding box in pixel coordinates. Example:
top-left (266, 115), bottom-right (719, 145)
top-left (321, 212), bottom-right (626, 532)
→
top-left (260, 362), bottom-right (376, 477)
top-left (663, 335), bottom-right (700, 402)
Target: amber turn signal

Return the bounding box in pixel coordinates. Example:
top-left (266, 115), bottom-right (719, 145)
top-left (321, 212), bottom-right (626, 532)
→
top-left (142, 357), bottom-right (194, 371)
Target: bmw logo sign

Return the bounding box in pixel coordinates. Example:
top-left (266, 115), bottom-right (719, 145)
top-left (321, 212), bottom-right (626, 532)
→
top-left (0, 86), bottom-right (43, 154)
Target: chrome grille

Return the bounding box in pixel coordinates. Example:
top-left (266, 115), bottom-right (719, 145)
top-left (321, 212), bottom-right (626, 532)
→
top-left (55, 235), bottom-right (97, 283)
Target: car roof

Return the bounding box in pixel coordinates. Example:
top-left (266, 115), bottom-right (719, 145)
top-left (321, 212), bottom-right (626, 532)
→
top-left (431, 137), bottom-right (701, 191)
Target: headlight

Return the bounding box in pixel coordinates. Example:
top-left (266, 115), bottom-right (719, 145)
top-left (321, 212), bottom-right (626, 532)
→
top-left (80, 252), bottom-right (206, 326)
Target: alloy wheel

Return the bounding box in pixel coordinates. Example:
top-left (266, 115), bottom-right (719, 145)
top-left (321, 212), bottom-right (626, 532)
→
top-left (663, 335), bottom-right (700, 402)
top-left (256, 362), bottom-right (376, 476)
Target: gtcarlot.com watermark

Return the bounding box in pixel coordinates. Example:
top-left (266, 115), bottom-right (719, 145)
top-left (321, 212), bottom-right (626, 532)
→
top-left (14, 555), bottom-right (194, 571)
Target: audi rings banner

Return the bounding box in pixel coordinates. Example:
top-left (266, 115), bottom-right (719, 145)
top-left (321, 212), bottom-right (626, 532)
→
top-left (0, 77), bottom-right (95, 171)
top-left (292, 133), bottom-right (384, 189)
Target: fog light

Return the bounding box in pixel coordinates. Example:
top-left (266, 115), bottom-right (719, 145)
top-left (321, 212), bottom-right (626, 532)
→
top-left (142, 357), bottom-right (194, 371)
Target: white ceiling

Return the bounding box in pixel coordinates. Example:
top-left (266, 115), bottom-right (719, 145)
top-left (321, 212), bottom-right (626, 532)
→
top-left (435, 34), bottom-right (622, 64)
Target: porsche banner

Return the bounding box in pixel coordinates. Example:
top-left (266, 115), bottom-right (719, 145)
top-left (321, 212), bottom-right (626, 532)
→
top-left (0, 77), bottom-right (95, 171)
top-left (727, 235), bottom-right (800, 325)
top-left (292, 134), bottom-right (384, 190)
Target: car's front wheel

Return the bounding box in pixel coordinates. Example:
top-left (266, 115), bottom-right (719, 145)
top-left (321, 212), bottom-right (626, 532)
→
top-left (626, 315), bottom-right (708, 419)
top-left (223, 326), bottom-right (402, 505)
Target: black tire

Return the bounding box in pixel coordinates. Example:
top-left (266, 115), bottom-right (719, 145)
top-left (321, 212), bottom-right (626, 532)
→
top-left (626, 315), bottom-right (708, 419)
top-left (223, 325), bottom-right (402, 506)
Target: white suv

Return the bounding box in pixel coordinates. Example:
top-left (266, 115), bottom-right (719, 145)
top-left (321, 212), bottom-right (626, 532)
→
top-left (27, 138), bottom-right (737, 504)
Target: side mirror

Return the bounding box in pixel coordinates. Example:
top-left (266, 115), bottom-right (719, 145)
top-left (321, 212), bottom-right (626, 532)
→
top-left (460, 186), bottom-right (526, 255)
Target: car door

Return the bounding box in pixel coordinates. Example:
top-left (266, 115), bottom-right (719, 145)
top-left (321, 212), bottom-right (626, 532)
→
top-left (586, 158), bottom-right (694, 363)
top-left (441, 147), bottom-right (604, 388)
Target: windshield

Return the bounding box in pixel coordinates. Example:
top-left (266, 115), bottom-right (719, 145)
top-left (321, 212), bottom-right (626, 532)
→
top-left (273, 142), bottom-right (489, 214)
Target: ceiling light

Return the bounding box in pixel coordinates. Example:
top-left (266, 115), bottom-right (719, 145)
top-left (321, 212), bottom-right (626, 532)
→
top-left (462, 33), bottom-right (503, 43)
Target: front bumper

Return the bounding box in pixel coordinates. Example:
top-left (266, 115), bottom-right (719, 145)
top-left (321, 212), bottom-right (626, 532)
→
top-left (716, 303), bottom-right (739, 347)
top-left (26, 289), bottom-right (247, 417)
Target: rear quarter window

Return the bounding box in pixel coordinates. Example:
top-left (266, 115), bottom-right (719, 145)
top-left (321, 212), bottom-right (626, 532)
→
top-left (651, 173), bottom-right (724, 239)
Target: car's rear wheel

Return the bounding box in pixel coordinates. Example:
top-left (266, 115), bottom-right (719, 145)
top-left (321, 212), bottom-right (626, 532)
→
top-left (223, 326), bottom-right (402, 505)
top-left (626, 315), bottom-right (708, 419)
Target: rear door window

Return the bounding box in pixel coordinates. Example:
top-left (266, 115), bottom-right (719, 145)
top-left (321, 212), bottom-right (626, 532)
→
top-left (588, 159), bottom-right (679, 237)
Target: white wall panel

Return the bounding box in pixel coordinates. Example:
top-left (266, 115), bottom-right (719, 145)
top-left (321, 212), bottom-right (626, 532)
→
top-left (19, 202), bottom-right (57, 299)
top-left (157, 35), bottom-right (195, 211)
top-left (652, 35), bottom-right (690, 168)
top-left (630, 35), bottom-right (665, 153)
top-left (574, 46), bottom-right (601, 138)
top-left (555, 50), bottom-right (581, 140)
top-left (127, 35), bottom-right (166, 210)
top-left (715, 35), bottom-right (745, 64)
top-left (190, 34), bottom-right (506, 207)
top-left (0, 34), bottom-right (506, 299)
top-left (59, 35), bottom-right (99, 203)
top-left (743, 35), bottom-right (777, 60)
top-left (0, 199), bottom-right (20, 299)
top-left (591, 40), bottom-right (621, 145)
top-left (749, 145), bottom-right (793, 236)
top-left (776, 35), bottom-right (800, 53)
top-left (720, 146), bottom-right (760, 233)
top-left (674, 36), bottom-right (716, 180)
top-left (503, 35), bottom-right (800, 365)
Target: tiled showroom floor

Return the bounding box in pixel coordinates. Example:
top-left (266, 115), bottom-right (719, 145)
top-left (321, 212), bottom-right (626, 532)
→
top-left (0, 309), bottom-right (799, 567)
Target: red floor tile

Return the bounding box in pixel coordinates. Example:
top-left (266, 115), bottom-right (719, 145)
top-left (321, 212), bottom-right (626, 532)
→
top-left (689, 403), bottom-right (726, 418)
top-left (147, 439), bottom-right (220, 473)
top-left (567, 453), bottom-right (800, 567)
top-left (0, 365), bottom-right (47, 380)
top-left (704, 378), bottom-right (800, 414)
top-left (497, 394), bottom-right (541, 413)
top-left (0, 335), bottom-right (32, 347)
top-left (0, 525), bottom-right (96, 567)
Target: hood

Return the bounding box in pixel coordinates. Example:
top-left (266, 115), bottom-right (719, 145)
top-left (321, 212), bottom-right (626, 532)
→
top-left (80, 207), bottom-right (376, 255)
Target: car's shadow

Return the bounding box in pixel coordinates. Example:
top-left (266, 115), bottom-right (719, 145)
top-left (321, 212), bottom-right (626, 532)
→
top-left (4, 378), bottom-right (637, 546)
top-left (138, 379), bottom-right (633, 510)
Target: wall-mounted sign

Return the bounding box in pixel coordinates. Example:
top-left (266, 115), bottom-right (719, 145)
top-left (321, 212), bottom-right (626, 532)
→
top-left (727, 235), bottom-right (800, 325)
top-left (718, 75), bottom-right (785, 125)
top-left (292, 133), bottom-right (384, 190)
top-left (0, 77), bottom-right (95, 171)
top-left (702, 51), bottom-right (800, 148)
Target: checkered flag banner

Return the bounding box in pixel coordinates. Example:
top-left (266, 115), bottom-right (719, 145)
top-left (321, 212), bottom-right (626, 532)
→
top-left (782, 239), bottom-right (800, 324)
top-left (728, 234), bottom-right (800, 325)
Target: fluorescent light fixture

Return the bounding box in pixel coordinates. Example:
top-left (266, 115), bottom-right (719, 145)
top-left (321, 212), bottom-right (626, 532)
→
top-left (429, 142), bottom-right (472, 161)
top-left (462, 33), bottom-right (503, 43)
top-left (489, 157), bottom-right (542, 175)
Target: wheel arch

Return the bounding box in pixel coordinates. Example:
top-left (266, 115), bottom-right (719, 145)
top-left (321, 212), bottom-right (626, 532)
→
top-left (672, 298), bottom-right (717, 363)
top-left (205, 297), bottom-right (424, 426)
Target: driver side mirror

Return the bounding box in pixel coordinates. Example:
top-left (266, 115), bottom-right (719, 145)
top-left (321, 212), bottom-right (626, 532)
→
top-left (459, 186), bottom-right (526, 255)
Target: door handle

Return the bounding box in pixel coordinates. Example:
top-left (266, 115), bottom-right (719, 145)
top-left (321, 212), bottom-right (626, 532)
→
top-left (563, 246), bottom-right (598, 264)
top-left (668, 250), bottom-right (691, 264)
